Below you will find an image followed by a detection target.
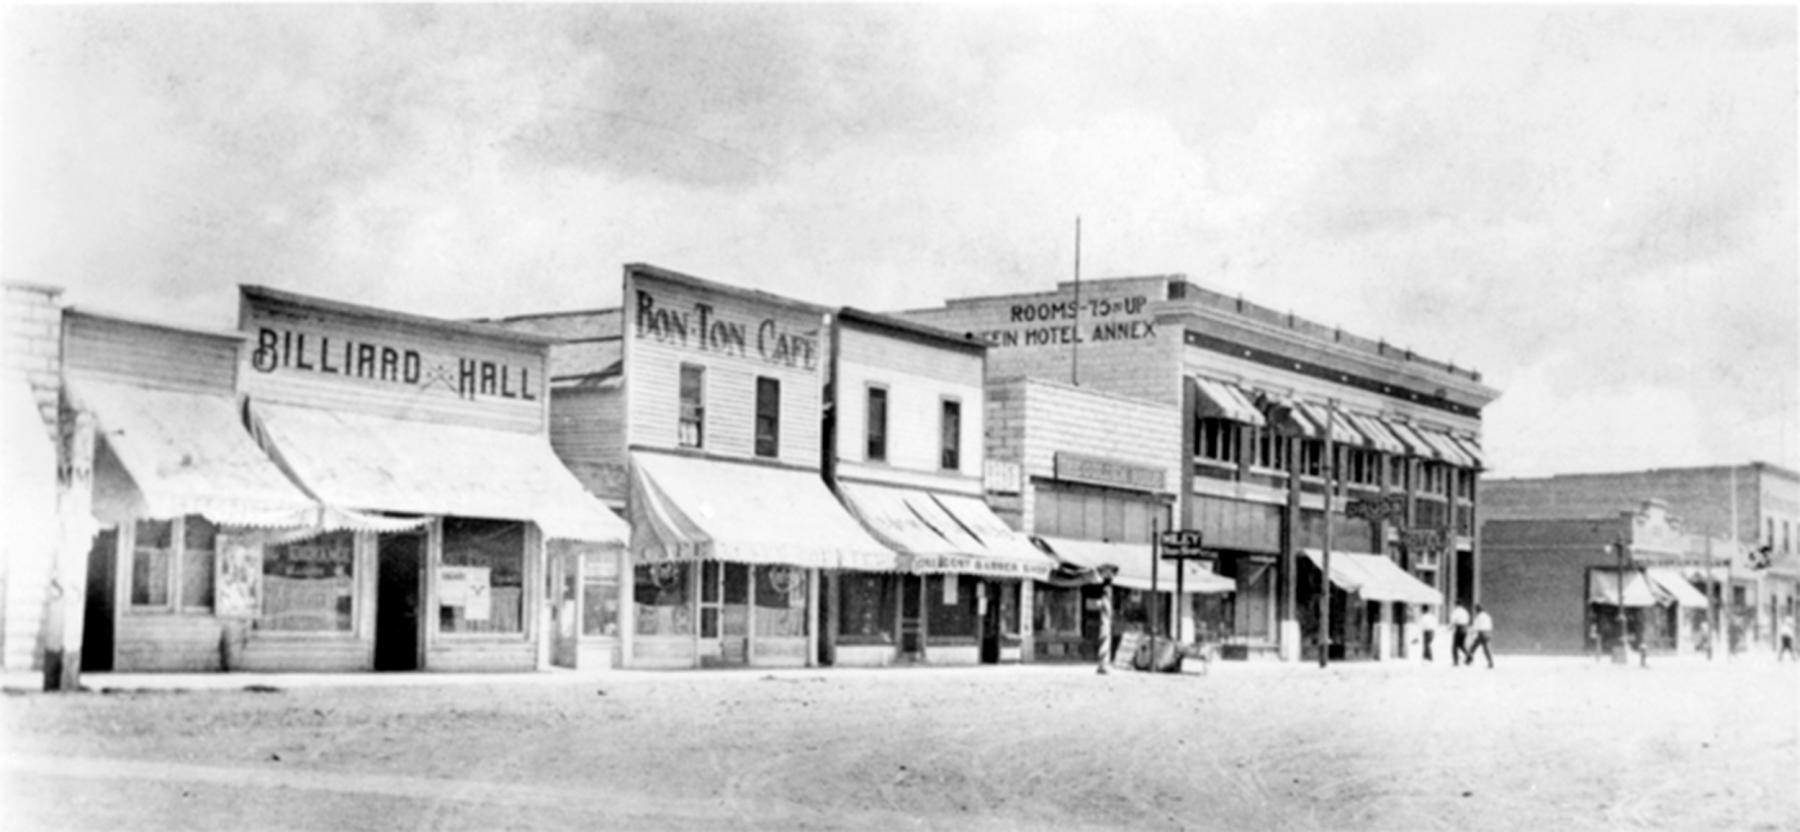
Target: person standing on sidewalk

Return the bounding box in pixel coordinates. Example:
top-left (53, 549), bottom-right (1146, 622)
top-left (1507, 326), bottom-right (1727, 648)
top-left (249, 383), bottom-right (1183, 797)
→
top-left (1778, 617), bottom-right (1795, 662)
top-left (1449, 602), bottom-right (1471, 666)
top-left (1467, 605), bottom-right (1494, 669)
top-left (1418, 605), bottom-right (1439, 663)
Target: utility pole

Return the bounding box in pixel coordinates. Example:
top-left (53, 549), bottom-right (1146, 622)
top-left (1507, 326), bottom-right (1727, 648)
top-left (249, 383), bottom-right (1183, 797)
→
top-left (1318, 401), bottom-right (1337, 669)
top-left (1613, 532), bottom-right (1629, 664)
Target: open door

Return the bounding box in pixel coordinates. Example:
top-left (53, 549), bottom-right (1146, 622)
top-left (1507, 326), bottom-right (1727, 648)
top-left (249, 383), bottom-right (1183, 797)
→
top-left (80, 529), bottom-right (118, 672)
top-left (979, 580), bottom-right (1001, 664)
top-left (375, 531), bottom-right (423, 671)
top-left (899, 575), bottom-right (924, 662)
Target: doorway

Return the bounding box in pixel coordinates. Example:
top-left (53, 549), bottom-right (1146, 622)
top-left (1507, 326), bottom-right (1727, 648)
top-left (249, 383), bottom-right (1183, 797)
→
top-left (899, 575), bottom-right (924, 662)
top-left (375, 532), bottom-right (423, 671)
top-left (80, 529), bottom-right (118, 672)
top-left (979, 580), bottom-right (1001, 664)
top-left (698, 561), bottom-right (751, 667)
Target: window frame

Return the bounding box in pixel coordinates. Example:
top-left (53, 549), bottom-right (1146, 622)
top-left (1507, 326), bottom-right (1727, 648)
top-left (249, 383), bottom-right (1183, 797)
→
top-left (939, 397), bottom-right (962, 471)
top-left (128, 515), bottom-right (215, 614)
top-left (865, 384), bottom-right (889, 462)
top-left (754, 375), bottom-right (781, 459)
top-left (1196, 418), bottom-right (1241, 465)
top-left (678, 363), bottom-right (705, 449)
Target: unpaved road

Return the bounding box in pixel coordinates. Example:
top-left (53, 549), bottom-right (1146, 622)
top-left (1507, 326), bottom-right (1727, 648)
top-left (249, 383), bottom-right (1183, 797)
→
top-left (2, 658), bottom-right (1796, 831)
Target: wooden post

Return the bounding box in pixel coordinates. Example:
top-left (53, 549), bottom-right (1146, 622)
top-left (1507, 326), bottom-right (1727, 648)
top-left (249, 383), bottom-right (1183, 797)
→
top-left (45, 407), bottom-right (94, 692)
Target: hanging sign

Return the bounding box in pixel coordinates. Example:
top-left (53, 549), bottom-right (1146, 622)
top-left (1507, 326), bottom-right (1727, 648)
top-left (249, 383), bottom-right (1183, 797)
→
top-left (1159, 529), bottom-right (1207, 559)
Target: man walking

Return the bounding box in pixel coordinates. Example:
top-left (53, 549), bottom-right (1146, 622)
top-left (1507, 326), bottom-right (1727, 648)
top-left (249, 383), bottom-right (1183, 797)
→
top-left (1449, 602), bottom-right (1471, 666)
top-left (1468, 604), bottom-right (1494, 669)
top-left (1418, 604), bottom-right (1439, 663)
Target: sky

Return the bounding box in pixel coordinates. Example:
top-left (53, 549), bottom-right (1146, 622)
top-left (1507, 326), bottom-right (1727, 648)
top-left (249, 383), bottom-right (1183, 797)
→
top-left (2, 4), bottom-right (1795, 478)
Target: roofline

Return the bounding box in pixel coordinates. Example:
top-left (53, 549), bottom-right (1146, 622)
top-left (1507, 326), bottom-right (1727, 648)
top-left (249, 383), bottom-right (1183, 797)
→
top-left (1484, 461), bottom-right (1800, 484)
top-left (899, 273), bottom-right (1183, 313)
top-left (474, 307), bottom-right (621, 325)
top-left (4, 281), bottom-right (66, 296)
top-left (625, 263), bottom-right (832, 315)
top-left (64, 306), bottom-right (247, 343)
top-left (836, 307), bottom-right (986, 355)
top-left (241, 284), bottom-right (559, 347)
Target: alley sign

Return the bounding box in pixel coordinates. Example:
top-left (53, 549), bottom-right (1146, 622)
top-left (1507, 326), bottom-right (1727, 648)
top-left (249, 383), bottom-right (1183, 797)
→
top-left (1159, 530), bottom-right (1208, 559)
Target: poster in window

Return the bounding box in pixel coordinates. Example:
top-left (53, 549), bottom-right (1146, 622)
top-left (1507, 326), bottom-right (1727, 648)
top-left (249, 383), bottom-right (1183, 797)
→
top-left (440, 566), bottom-right (492, 621)
top-left (214, 535), bottom-right (262, 618)
top-left (943, 575), bottom-right (958, 605)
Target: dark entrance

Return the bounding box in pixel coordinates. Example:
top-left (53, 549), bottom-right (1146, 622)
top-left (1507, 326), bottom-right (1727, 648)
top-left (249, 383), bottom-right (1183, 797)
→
top-left (899, 574), bottom-right (924, 661)
top-left (375, 532), bottom-right (423, 671)
top-left (80, 529), bottom-right (118, 672)
top-left (979, 580), bottom-right (1001, 664)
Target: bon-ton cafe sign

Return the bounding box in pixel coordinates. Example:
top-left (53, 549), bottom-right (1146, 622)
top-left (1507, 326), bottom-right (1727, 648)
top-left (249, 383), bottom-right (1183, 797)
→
top-left (632, 287), bottom-right (820, 371)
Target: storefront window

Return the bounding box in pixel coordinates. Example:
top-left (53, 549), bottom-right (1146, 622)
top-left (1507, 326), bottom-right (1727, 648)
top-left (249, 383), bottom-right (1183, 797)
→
top-left (1034, 585), bottom-right (1081, 636)
top-left (997, 581), bottom-right (1020, 639)
top-left (581, 550), bottom-right (621, 637)
top-left (754, 565), bottom-right (807, 638)
top-left (926, 575), bottom-right (977, 638)
top-left (440, 518), bottom-right (525, 634)
top-left (635, 562), bottom-right (692, 636)
top-left (258, 531), bottom-right (355, 632)
top-left (838, 572), bottom-right (894, 643)
top-left (131, 519), bottom-right (173, 607)
top-left (182, 516), bottom-right (216, 611)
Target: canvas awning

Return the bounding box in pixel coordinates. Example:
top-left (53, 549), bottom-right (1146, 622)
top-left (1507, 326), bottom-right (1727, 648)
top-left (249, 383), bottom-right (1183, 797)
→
top-left (1293, 401), bottom-right (1365, 448)
top-left (1303, 549), bottom-right (1443, 605)
top-left (1588, 570), bottom-right (1659, 608)
top-left (1449, 434), bottom-right (1486, 469)
top-left (837, 481), bottom-right (1053, 577)
top-left (1644, 568), bottom-right (1709, 608)
top-left (632, 452), bottom-right (895, 570)
top-left (1383, 420), bottom-right (1439, 459)
top-left (248, 401), bottom-right (628, 543)
top-left (69, 379), bottom-right (346, 529)
top-left (1344, 412), bottom-right (1406, 455)
top-left (1192, 377), bottom-right (1266, 427)
top-left (1037, 536), bottom-right (1235, 593)
top-left (1417, 428), bottom-right (1476, 468)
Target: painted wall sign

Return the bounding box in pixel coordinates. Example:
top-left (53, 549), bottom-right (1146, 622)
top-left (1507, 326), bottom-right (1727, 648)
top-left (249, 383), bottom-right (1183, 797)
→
top-left (634, 289), bottom-right (820, 371)
top-left (967, 294), bottom-right (1156, 349)
top-left (250, 325), bottom-right (537, 402)
top-left (1054, 451), bottom-right (1167, 492)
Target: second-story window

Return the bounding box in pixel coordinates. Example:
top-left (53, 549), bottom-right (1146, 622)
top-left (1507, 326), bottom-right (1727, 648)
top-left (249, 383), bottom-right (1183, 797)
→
top-left (754, 376), bottom-right (780, 458)
top-left (940, 399), bottom-right (961, 470)
top-left (1196, 419), bottom-right (1240, 465)
top-left (866, 386), bottom-right (888, 462)
top-left (1299, 439), bottom-right (1324, 478)
top-left (678, 364), bottom-right (705, 449)
top-left (1251, 425), bottom-right (1288, 471)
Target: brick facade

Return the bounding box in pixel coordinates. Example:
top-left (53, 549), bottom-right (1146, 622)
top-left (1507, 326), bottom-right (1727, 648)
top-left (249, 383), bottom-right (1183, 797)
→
top-left (2, 282), bottom-right (64, 670)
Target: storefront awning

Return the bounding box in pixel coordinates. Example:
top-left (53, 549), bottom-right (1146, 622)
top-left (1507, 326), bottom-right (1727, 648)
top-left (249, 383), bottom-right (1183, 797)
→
top-left (1302, 549), bottom-right (1442, 605)
top-left (632, 452), bottom-right (896, 570)
top-left (1588, 570), bottom-right (1660, 608)
top-left (1293, 401), bottom-right (1365, 448)
top-left (1417, 428), bottom-right (1475, 468)
top-left (837, 482), bottom-right (1054, 577)
top-left (1037, 536), bottom-right (1235, 593)
top-left (1193, 377), bottom-right (1266, 427)
top-left (248, 401), bottom-right (628, 543)
top-left (69, 379), bottom-right (335, 528)
top-left (1383, 420), bottom-right (1439, 459)
top-left (1449, 434), bottom-right (1486, 469)
top-left (1644, 568), bottom-right (1709, 608)
top-left (1344, 412), bottom-right (1406, 455)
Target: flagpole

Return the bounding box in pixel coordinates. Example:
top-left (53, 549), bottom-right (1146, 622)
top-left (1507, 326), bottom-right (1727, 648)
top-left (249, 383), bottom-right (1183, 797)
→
top-left (1071, 216), bottom-right (1081, 387)
top-left (1728, 465), bottom-right (1739, 657)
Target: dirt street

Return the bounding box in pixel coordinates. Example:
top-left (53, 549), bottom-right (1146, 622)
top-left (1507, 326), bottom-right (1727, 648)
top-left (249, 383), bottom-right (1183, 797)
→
top-left (2, 657), bottom-right (1796, 831)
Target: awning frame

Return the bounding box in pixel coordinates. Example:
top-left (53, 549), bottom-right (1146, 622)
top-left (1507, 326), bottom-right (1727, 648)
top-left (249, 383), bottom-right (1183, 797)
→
top-left (1192, 377), bottom-right (1267, 427)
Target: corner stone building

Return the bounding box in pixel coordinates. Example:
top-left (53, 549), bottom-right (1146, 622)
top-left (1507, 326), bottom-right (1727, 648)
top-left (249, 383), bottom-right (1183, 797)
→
top-left (902, 275), bottom-right (1499, 661)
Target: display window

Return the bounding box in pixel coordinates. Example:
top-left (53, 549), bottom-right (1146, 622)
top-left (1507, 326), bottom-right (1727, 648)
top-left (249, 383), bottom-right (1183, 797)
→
top-left (440, 518), bottom-right (526, 634)
top-left (635, 561), bottom-right (693, 636)
top-left (838, 572), bottom-right (895, 643)
top-left (258, 530), bottom-right (354, 632)
top-left (130, 515), bottom-right (216, 613)
top-left (926, 575), bottom-right (978, 638)
top-left (754, 565), bottom-right (808, 638)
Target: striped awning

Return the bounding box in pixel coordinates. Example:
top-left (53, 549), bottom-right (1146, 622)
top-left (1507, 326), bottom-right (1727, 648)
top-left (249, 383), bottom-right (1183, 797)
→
top-left (1417, 428), bottom-right (1476, 468)
top-left (1589, 569), bottom-right (1659, 608)
top-left (1384, 420), bottom-right (1441, 460)
top-left (1037, 536), bottom-right (1236, 593)
top-left (1344, 412), bottom-right (1406, 455)
top-left (1293, 401), bottom-right (1364, 448)
top-left (1449, 434), bottom-right (1486, 469)
top-left (1192, 377), bottom-right (1266, 427)
top-left (838, 482), bottom-right (1053, 578)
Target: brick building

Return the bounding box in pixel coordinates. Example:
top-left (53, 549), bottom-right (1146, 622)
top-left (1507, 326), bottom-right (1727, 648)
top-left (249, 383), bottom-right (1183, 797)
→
top-left (902, 275), bottom-right (1497, 662)
top-left (1484, 464), bottom-right (1800, 652)
top-left (2, 283), bottom-right (66, 671)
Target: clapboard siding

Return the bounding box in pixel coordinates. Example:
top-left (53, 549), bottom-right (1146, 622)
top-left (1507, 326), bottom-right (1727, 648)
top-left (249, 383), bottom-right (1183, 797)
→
top-left (426, 641), bottom-right (537, 672)
top-left (751, 638), bottom-right (808, 667)
top-left (236, 637), bottom-right (372, 672)
top-left (838, 325), bottom-right (982, 387)
top-left (65, 312), bottom-right (239, 394)
top-left (1018, 380), bottom-right (1181, 485)
top-left (113, 615), bottom-right (224, 671)
top-left (836, 360), bottom-right (983, 477)
top-left (624, 270), bottom-right (825, 467)
top-left (241, 290), bottom-right (548, 435)
top-left (630, 637), bottom-right (698, 668)
top-left (549, 387), bottom-right (626, 497)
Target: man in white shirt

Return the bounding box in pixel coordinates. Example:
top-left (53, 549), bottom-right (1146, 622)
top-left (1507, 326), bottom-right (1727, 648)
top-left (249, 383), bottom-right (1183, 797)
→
top-left (1417, 605), bottom-right (1439, 663)
top-left (1449, 603), bottom-right (1471, 666)
top-left (1468, 605), bottom-right (1494, 668)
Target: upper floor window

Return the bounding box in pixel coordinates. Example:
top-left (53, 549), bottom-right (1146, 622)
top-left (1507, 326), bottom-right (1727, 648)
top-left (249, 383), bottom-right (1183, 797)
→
top-left (131, 515), bottom-right (215, 612)
top-left (1344, 448), bottom-right (1380, 487)
top-left (678, 364), bottom-right (705, 449)
top-left (865, 386), bottom-right (888, 462)
top-left (1196, 419), bottom-right (1240, 465)
top-left (754, 376), bottom-right (780, 458)
top-left (1299, 439), bottom-right (1324, 478)
top-left (1420, 462), bottom-right (1449, 496)
top-left (940, 399), bottom-right (961, 471)
top-left (1249, 425), bottom-right (1285, 471)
